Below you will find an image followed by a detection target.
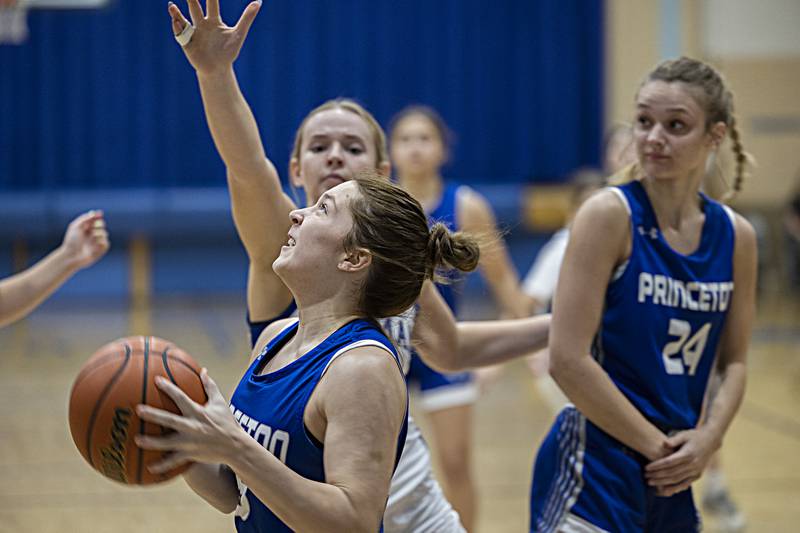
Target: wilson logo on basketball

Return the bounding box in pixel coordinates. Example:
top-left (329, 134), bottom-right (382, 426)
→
top-left (100, 407), bottom-right (132, 483)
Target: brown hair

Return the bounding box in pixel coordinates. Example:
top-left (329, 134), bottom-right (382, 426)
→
top-left (344, 172), bottom-right (480, 318)
top-left (291, 98), bottom-right (390, 172)
top-left (639, 56), bottom-right (751, 200)
top-left (388, 105), bottom-right (455, 161)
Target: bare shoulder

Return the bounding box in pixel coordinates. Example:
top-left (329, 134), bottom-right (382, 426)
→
top-left (319, 345), bottom-right (406, 410)
top-left (456, 186), bottom-right (495, 225)
top-left (323, 344), bottom-right (403, 386)
top-left (250, 318), bottom-right (298, 363)
top-left (729, 210), bottom-right (757, 248)
top-left (571, 188), bottom-right (631, 238)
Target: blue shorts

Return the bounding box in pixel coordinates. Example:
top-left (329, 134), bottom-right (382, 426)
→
top-left (530, 406), bottom-right (701, 533)
top-left (406, 351), bottom-right (477, 412)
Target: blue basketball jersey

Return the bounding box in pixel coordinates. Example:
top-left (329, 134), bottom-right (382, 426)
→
top-left (599, 180), bottom-right (736, 430)
top-left (428, 182), bottom-right (464, 312)
top-left (230, 318), bottom-right (408, 532)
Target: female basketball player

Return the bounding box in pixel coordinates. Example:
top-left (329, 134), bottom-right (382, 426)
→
top-left (389, 105), bottom-right (527, 530)
top-left (0, 210), bottom-right (109, 327)
top-left (136, 175), bottom-right (479, 532)
top-left (164, 1), bottom-right (550, 531)
top-left (530, 57), bottom-right (756, 532)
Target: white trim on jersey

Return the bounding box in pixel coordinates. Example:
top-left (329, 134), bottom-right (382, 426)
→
top-left (607, 186), bottom-right (631, 216)
top-left (416, 382), bottom-right (479, 412)
top-left (607, 187), bottom-right (632, 282)
top-left (561, 512), bottom-right (611, 533)
top-left (721, 204), bottom-right (737, 228)
top-left (320, 339), bottom-right (399, 378)
top-left (538, 407), bottom-right (587, 533)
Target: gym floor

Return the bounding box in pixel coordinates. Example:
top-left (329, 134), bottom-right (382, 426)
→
top-left (0, 290), bottom-right (797, 532)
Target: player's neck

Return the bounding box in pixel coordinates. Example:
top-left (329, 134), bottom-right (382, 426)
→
top-left (292, 299), bottom-right (362, 355)
top-left (398, 174), bottom-right (443, 212)
top-left (641, 173), bottom-right (704, 231)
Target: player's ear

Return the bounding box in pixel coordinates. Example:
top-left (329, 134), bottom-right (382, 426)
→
top-left (338, 247), bottom-right (372, 273)
top-left (377, 160), bottom-right (391, 178)
top-left (290, 158), bottom-right (303, 188)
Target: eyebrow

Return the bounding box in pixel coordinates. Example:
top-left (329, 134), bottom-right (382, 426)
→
top-left (637, 103), bottom-right (691, 114)
top-left (319, 193), bottom-right (337, 210)
top-left (307, 133), bottom-right (366, 143)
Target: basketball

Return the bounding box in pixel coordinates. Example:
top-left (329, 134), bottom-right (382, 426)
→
top-left (68, 336), bottom-right (207, 485)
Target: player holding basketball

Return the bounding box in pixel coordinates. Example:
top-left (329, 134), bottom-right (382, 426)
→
top-left (136, 174), bottom-right (481, 532)
top-left (389, 105), bottom-right (527, 530)
top-left (530, 57), bottom-right (756, 532)
top-left (162, 1), bottom-right (550, 531)
top-left (0, 210), bottom-right (109, 327)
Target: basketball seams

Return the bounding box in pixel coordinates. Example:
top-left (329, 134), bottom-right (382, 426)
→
top-left (72, 348), bottom-right (126, 390)
top-left (70, 335), bottom-right (205, 485)
top-left (136, 336), bottom-right (150, 485)
top-left (84, 343), bottom-right (132, 470)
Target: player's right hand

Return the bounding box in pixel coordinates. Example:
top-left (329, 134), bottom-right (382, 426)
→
top-left (61, 210), bottom-right (110, 270)
top-left (167, 0), bottom-right (262, 75)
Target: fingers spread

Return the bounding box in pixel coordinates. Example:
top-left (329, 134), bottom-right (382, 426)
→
top-left (146, 451), bottom-right (192, 474)
top-left (235, 0), bottom-right (262, 37)
top-left (136, 404), bottom-right (194, 432)
top-left (167, 2), bottom-right (190, 35)
top-left (155, 376), bottom-right (202, 416)
top-left (185, 0), bottom-right (205, 26)
top-left (200, 368), bottom-right (220, 401)
top-left (206, 0), bottom-right (220, 21)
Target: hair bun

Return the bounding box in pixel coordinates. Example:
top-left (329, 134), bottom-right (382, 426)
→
top-left (427, 222), bottom-right (480, 278)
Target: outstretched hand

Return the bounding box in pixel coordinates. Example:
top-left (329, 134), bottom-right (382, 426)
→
top-left (135, 369), bottom-right (245, 473)
top-left (61, 210), bottom-right (110, 270)
top-left (167, 0), bottom-right (262, 75)
top-left (644, 428), bottom-right (719, 497)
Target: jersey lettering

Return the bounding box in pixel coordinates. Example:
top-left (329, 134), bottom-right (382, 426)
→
top-left (638, 272), bottom-right (733, 312)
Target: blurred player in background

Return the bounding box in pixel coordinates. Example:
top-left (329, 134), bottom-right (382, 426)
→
top-left (389, 105), bottom-right (527, 530)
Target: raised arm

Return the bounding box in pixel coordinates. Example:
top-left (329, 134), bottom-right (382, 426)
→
top-left (0, 211), bottom-right (109, 327)
top-left (456, 187), bottom-right (527, 318)
top-left (548, 191), bottom-right (670, 461)
top-left (168, 0), bottom-right (295, 319)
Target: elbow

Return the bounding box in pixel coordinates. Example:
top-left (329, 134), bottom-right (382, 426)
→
top-left (211, 499), bottom-right (238, 515)
top-left (417, 345), bottom-right (462, 373)
top-left (547, 348), bottom-right (574, 386)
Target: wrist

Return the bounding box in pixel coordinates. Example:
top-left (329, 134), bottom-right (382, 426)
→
top-left (197, 67), bottom-right (236, 84)
top-left (52, 245), bottom-right (83, 273)
top-left (224, 428), bottom-right (255, 472)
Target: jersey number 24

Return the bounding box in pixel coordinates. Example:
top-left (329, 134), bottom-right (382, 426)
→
top-left (662, 319), bottom-right (711, 376)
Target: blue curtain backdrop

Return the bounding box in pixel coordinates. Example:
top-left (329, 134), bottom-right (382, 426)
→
top-left (0, 0), bottom-right (603, 191)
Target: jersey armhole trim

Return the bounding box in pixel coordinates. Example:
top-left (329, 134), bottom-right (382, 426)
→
top-left (320, 339), bottom-right (401, 378)
top-left (721, 204), bottom-right (738, 230)
top-left (605, 187), bottom-right (632, 282)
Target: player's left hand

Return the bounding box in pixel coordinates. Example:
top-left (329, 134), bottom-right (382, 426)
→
top-left (644, 428), bottom-right (720, 497)
top-left (135, 369), bottom-right (244, 473)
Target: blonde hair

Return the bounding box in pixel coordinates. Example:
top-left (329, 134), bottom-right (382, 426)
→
top-left (632, 57), bottom-right (753, 201)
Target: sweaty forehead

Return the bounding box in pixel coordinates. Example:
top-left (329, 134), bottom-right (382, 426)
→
top-left (637, 81), bottom-right (704, 116)
top-left (303, 108), bottom-right (373, 143)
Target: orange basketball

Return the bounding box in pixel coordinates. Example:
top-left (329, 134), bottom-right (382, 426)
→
top-left (68, 336), bottom-right (207, 485)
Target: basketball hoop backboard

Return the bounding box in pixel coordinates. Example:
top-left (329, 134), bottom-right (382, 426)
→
top-left (27, 0), bottom-right (110, 7)
top-left (0, 0), bottom-right (109, 45)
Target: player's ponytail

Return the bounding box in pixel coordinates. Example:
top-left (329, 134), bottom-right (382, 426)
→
top-left (346, 172), bottom-right (480, 319)
top-left (426, 223), bottom-right (480, 282)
